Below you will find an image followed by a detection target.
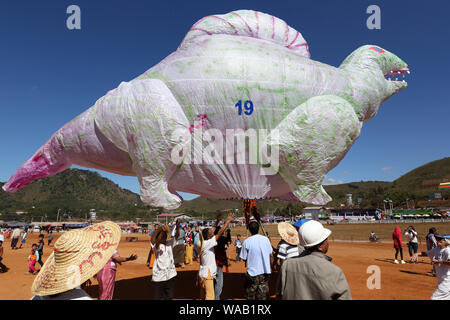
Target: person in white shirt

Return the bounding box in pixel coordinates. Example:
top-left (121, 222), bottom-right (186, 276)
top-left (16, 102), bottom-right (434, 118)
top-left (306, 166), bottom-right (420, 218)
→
top-left (197, 213), bottom-right (235, 300)
top-left (11, 228), bottom-right (21, 250)
top-left (415, 234), bottom-right (450, 300)
top-left (240, 221), bottom-right (274, 300)
top-left (404, 226), bottom-right (419, 263)
top-left (151, 220), bottom-right (180, 300)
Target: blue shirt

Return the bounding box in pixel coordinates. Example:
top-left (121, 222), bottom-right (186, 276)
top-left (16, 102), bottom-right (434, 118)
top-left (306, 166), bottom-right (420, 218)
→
top-left (240, 234), bottom-right (273, 276)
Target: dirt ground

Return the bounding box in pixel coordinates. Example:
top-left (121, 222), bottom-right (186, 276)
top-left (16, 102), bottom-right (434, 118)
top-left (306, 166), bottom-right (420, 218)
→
top-left (0, 231), bottom-right (440, 300)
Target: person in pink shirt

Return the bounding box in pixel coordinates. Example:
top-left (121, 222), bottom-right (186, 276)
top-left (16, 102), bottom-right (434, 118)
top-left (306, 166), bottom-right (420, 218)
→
top-left (96, 250), bottom-right (137, 300)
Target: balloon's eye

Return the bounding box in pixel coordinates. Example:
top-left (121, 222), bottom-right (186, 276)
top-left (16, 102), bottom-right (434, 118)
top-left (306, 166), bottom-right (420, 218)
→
top-left (370, 46), bottom-right (385, 53)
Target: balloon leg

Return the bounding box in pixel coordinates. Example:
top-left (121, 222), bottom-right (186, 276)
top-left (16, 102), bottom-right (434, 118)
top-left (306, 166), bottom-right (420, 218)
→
top-left (268, 95), bottom-right (362, 205)
top-left (94, 79), bottom-right (190, 209)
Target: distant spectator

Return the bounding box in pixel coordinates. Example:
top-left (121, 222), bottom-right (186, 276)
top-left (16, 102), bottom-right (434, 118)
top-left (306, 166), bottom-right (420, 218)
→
top-left (11, 228), bottom-right (21, 250)
top-left (193, 226), bottom-right (200, 261)
top-left (427, 227), bottom-right (438, 276)
top-left (234, 235), bottom-right (243, 262)
top-left (19, 230), bottom-right (28, 249)
top-left (404, 226), bottom-right (418, 263)
top-left (225, 229), bottom-right (232, 248)
top-left (48, 231), bottom-right (54, 246)
top-left (184, 226), bottom-right (194, 266)
top-left (393, 226), bottom-right (405, 264)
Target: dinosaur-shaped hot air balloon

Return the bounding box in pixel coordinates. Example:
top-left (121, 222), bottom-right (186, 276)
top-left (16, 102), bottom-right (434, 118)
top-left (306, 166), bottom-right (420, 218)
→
top-left (2, 10), bottom-right (410, 209)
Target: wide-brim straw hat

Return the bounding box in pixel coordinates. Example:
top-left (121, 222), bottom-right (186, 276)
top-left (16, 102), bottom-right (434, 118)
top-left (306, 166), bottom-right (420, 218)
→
top-left (31, 221), bottom-right (121, 296)
top-left (278, 222), bottom-right (299, 246)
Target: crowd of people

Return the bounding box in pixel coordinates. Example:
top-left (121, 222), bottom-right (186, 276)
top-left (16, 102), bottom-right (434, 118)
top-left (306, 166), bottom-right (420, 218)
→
top-left (0, 218), bottom-right (448, 300)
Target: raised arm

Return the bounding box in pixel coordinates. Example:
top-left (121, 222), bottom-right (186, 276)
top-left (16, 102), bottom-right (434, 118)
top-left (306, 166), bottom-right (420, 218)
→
top-left (215, 214), bottom-right (222, 227)
top-left (174, 219), bottom-right (181, 241)
top-left (215, 213), bottom-right (235, 241)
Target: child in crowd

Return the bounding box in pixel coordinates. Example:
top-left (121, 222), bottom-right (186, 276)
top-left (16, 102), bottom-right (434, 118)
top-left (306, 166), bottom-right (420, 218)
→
top-left (36, 234), bottom-right (45, 268)
top-left (28, 244), bottom-right (38, 274)
top-left (234, 235), bottom-right (243, 262)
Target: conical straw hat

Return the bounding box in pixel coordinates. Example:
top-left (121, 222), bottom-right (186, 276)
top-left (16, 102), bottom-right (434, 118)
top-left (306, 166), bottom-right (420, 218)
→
top-left (278, 222), bottom-right (299, 246)
top-left (31, 221), bottom-right (121, 296)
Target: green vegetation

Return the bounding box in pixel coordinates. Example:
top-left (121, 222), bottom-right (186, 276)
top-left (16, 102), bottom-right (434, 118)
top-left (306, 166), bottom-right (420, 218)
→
top-left (0, 157), bottom-right (448, 222)
top-left (0, 169), bottom-right (162, 222)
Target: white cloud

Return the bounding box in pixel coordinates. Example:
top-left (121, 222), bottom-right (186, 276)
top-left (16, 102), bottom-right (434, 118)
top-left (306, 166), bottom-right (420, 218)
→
top-left (381, 166), bottom-right (393, 172)
top-left (323, 176), bottom-right (344, 185)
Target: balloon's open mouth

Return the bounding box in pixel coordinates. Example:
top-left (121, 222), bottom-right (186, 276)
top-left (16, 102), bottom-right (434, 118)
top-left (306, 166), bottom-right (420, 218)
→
top-left (384, 66), bottom-right (410, 85)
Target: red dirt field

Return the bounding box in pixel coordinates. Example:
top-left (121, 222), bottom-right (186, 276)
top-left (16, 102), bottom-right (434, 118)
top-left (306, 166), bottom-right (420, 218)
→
top-left (0, 233), bottom-right (438, 300)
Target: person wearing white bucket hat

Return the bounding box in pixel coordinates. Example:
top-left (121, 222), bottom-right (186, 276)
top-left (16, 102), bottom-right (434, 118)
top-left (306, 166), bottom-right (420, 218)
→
top-left (279, 220), bottom-right (351, 300)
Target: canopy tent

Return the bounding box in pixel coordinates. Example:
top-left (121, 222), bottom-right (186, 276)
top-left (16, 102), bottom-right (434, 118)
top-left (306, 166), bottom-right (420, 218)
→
top-left (4, 221), bottom-right (28, 228)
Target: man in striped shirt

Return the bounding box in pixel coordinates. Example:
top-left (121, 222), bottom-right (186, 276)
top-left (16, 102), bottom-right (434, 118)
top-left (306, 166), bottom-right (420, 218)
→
top-left (276, 222), bottom-right (303, 270)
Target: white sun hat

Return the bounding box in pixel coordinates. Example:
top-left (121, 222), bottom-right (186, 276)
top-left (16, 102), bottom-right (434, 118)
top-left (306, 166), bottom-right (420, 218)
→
top-left (298, 220), bottom-right (332, 248)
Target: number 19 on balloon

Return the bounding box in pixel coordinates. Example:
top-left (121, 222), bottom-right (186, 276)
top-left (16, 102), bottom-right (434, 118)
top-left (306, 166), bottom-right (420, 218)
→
top-left (235, 100), bottom-right (254, 116)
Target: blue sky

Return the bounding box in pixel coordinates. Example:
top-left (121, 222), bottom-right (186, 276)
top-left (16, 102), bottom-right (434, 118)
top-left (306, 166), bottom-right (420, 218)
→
top-left (1, 1), bottom-right (449, 201)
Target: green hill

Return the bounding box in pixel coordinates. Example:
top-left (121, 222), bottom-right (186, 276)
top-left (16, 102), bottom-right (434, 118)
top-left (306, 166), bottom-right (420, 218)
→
top-left (1, 157), bottom-right (448, 221)
top-left (0, 169), bottom-right (158, 221)
top-left (180, 157), bottom-right (450, 214)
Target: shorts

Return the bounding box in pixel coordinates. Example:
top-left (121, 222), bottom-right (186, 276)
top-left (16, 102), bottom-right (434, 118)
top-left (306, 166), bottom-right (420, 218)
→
top-left (245, 273), bottom-right (270, 300)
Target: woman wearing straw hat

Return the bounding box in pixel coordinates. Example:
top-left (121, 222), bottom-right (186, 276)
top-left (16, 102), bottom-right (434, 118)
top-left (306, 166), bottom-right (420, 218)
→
top-left (151, 220), bottom-right (180, 300)
top-left (30, 221), bottom-right (122, 300)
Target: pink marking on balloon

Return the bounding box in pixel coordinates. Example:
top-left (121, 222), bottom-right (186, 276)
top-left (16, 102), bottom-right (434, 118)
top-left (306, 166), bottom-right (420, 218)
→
top-left (292, 42), bottom-right (310, 57)
top-left (271, 16), bottom-right (275, 39)
top-left (190, 28), bottom-right (212, 35)
top-left (255, 11), bottom-right (259, 37)
top-left (178, 16), bottom-right (214, 49)
top-left (292, 42), bottom-right (308, 48)
top-left (231, 11), bottom-right (253, 36)
top-left (286, 31), bottom-right (300, 48)
top-left (211, 15), bottom-right (238, 35)
top-left (285, 22), bottom-right (289, 43)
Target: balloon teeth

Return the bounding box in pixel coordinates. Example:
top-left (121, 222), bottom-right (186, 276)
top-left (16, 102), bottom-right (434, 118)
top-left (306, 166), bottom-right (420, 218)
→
top-left (407, 70), bottom-right (410, 74)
